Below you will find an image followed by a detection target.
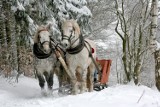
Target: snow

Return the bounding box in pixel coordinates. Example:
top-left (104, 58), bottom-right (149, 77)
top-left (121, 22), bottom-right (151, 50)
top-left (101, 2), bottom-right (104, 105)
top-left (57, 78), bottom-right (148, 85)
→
top-left (66, 3), bottom-right (92, 17)
top-left (17, 0), bottom-right (25, 11)
top-left (95, 40), bottom-right (109, 49)
top-left (94, 27), bottom-right (122, 51)
top-left (87, 0), bottom-right (98, 3)
top-left (27, 15), bottom-right (38, 36)
top-left (117, 7), bottom-right (122, 14)
top-left (156, 41), bottom-right (160, 50)
top-left (68, 0), bottom-right (87, 5)
top-left (11, 0), bottom-right (25, 12)
top-left (0, 76), bottom-right (160, 107)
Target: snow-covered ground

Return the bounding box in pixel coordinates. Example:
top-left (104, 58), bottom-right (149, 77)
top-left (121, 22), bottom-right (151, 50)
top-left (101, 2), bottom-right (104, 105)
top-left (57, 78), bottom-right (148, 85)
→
top-left (0, 76), bottom-right (160, 107)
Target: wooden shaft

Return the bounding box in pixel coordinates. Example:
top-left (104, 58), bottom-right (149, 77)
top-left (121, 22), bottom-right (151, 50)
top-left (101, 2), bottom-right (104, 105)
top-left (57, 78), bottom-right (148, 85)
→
top-left (54, 50), bottom-right (75, 80)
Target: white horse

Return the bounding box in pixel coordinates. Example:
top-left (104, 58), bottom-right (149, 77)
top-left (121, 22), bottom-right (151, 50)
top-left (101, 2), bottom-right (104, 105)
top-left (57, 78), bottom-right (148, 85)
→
top-left (33, 24), bottom-right (69, 95)
top-left (60, 19), bottom-right (96, 94)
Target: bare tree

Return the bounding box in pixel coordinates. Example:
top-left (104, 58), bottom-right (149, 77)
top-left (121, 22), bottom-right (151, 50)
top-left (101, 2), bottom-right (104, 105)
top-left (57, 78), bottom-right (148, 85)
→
top-left (114, 0), bottom-right (151, 84)
top-left (87, 0), bottom-right (115, 36)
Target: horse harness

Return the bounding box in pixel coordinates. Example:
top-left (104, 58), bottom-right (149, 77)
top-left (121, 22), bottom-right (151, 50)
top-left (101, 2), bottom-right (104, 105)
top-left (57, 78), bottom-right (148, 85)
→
top-left (66, 34), bottom-right (85, 54)
top-left (62, 31), bottom-right (101, 74)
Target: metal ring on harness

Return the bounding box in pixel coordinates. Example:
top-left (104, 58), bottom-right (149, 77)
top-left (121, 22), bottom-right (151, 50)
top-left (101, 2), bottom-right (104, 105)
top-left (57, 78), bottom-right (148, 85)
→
top-left (33, 43), bottom-right (53, 59)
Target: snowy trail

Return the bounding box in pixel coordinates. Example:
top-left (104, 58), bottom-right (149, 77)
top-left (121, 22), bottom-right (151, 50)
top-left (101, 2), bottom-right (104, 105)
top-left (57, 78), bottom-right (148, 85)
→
top-left (0, 76), bottom-right (160, 107)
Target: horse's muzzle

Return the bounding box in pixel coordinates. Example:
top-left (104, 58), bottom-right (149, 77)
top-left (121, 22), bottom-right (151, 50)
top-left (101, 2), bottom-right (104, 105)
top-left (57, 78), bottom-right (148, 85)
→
top-left (60, 41), bottom-right (69, 49)
top-left (42, 42), bottom-right (51, 53)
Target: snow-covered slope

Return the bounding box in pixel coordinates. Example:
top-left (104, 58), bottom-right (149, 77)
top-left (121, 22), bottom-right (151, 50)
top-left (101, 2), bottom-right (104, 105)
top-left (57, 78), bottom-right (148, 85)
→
top-left (0, 76), bottom-right (160, 107)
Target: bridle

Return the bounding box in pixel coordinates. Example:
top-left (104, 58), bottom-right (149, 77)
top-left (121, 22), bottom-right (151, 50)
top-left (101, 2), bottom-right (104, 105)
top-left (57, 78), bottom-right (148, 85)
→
top-left (61, 27), bottom-right (76, 45)
top-left (33, 29), bottom-right (53, 59)
top-left (61, 27), bottom-right (81, 48)
top-left (61, 27), bottom-right (85, 54)
top-left (37, 29), bottom-right (52, 48)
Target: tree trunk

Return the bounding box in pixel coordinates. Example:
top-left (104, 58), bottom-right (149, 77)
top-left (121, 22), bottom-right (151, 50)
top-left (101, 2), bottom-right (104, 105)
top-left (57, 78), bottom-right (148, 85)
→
top-left (3, 0), bottom-right (11, 44)
top-left (155, 51), bottom-right (160, 90)
top-left (151, 0), bottom-right (160, 91)
top-left (150, 0), bottom-right (158, 52)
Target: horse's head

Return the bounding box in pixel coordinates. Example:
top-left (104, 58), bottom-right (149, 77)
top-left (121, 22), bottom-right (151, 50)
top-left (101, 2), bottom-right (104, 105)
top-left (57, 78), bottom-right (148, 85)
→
top-left (60, 19), bottom-right (81, 49)
top-left (34, 24), bottom-right (52, 54)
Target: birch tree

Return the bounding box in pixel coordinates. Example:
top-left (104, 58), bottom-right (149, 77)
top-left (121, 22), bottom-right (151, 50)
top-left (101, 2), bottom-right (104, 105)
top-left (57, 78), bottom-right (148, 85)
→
top-left (150, 0), bottom-right (160, 91)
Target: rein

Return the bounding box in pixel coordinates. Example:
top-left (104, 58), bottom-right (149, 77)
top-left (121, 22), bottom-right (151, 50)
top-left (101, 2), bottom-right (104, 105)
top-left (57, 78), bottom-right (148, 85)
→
top-left (84, 41), bottom-right (102, 78)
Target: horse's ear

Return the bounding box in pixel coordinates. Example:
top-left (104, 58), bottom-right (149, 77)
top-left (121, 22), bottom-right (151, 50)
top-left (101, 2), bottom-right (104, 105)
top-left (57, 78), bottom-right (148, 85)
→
top-left (75, 19), bottom-right (78, 22)
top-left (71, 19), bottom-right (80, 34)
top-left (61, 18), bottom-right (66, 25)
top-left (46, 23), bottom-right (52, 31)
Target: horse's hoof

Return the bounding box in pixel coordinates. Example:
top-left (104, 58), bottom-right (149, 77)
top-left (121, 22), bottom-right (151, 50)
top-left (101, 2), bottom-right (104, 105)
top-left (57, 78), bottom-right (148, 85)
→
top-left (41, 89), bottom-right (48, 96)
top-left (47, 89), bottom-right (53, 96)
top-left (71, 90), bottom-right (78, 95)
top-left (80, 89), bottom-right (87, 94)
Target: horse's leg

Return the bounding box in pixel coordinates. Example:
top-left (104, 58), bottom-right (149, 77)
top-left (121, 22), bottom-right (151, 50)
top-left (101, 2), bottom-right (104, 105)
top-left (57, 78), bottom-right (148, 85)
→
top-left (37, 74), bottom-right (45, 89)
top-left (37, 73), bottom-right (46, 95)
top-left (43, 71), bottom-right (53, 95)
top-left (70, 67), bottom-right (78, 95)
top-left (88, 63), bottom-right (95, 92)
top-left (46, 72), bottom-right (53, 95)
top-left (54, 66), bottom-right (64, 94)
top-left (86, 67), bottom-right (90, 90)
top-left (71, 78), bottom-right (78, 95)
top-left (79, 68), bottom-right (88, 94)
top-left (47, 72), bottom-right (53, 90)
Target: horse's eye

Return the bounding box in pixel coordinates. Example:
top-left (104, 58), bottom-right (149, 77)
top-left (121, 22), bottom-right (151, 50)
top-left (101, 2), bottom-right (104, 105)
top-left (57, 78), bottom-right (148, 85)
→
top-left (70, 29), bottom-right (73, 33)
top-left (49, 35), bottom-right (52, 39)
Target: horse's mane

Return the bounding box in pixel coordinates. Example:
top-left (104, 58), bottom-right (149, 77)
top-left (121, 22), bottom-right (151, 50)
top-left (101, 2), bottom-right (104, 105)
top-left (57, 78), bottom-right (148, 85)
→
top-left (34, 25), bottom-right (47, 43)
top-left (62, 19), bottom-right (81, 36)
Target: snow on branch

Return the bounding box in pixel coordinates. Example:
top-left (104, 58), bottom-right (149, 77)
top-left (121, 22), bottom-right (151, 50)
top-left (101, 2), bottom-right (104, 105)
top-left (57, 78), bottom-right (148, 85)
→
top-left (66, 2), bottom-right (92, 17)
top-left (156, 41), bottom-right (160, 51)
top-left (17, 0), bottom-right (25, 11)
top-left (117, 7), bottom-right (122, 14)
top-left (68, 0), bottom-right (87, 5)
top-left (87, 0), bottom-right (98, 3)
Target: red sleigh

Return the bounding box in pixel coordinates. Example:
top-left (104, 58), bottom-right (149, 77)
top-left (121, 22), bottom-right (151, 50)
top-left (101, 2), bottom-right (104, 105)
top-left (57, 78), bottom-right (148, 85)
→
top-left (94, 59), bottom-right (112, 91)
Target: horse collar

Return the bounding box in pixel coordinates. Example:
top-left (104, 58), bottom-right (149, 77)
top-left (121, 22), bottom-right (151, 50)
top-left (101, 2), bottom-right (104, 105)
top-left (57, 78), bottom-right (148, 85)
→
top-left (66, 34), bottom-right (85, 54)
top-left (33, 43), bottom-right (53, 59)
